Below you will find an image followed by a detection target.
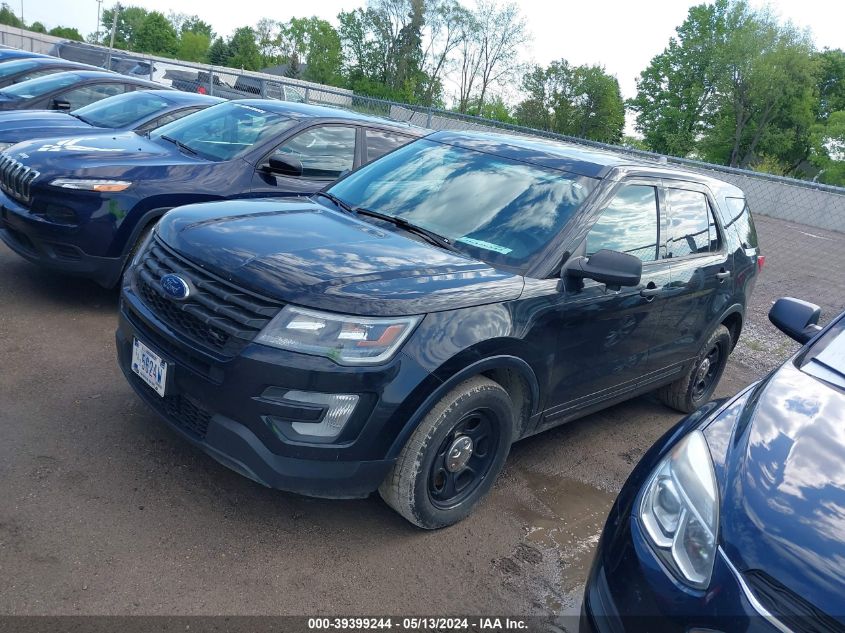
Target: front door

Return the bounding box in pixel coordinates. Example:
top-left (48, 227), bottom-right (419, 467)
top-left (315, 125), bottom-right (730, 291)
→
top-left (251, 124), bottom-right (358, 196)
top-left (536, 181), bottom-right (671, 426)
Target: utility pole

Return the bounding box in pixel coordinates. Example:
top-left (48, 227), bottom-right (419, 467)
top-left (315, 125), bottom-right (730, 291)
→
top-left (96, 0), bottom-right (103, 44)
top-left (106, 5), bottom-right (118, 69)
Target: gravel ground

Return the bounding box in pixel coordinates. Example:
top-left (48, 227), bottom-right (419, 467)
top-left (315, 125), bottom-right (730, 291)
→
top-left (0, 213), bottom-right (842, 623)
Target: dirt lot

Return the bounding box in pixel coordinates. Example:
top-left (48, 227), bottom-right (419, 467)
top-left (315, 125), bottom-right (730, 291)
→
top-left (1, 214), bottom-right (843, 620)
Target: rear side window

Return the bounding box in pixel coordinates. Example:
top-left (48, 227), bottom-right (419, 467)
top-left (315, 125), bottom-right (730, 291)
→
top-left (586, 185), bottom-right (660, 262)
top-left (365, 129), bottom-right (413, 163)
top-left (59, 83), bottom-right (126, 109)
top-left (666, 189), bottom-right (718, 257)
top-left (724, 196), bottom-right (759, 249)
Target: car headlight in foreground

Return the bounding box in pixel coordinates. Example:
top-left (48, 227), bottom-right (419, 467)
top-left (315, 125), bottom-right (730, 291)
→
top-left (640, 429), bottom-right (720, 590)
top-left (50, 178), bottom-right (132, 192)
top-left (255, 306), bottom-right (420, 365)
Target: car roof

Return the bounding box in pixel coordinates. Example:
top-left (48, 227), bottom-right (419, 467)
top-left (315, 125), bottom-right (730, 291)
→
top-left (427, 130), bottom-right (741, 190)
top-left (43, 69), bottom-right (163, 86)
top-left (231, 99), bottom-right (425, 134)
top-left (12, 57), bottom-right (98, 70)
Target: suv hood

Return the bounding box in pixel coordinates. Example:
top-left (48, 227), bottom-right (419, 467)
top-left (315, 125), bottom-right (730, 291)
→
top-left (718, 361), bottom-right (845, 622)
top-left (156, 198), bottom-right (524, 316)
top-left (0, 111), bottom-right (92, 143)
top-left (7, 132), bottom-right (197, 171)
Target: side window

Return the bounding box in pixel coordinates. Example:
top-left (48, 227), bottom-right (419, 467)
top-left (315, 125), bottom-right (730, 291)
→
top-left (586, 184), bottom-right (660, 262)
top-left (665, 189), bottom-right (716, 258)
top-left (59, 83), bottom-right (126, 109)
top-left (724, 196), bottom-right (759, 249)
top-left (365, 129), bottom-right (413, 163)
top-left (273, 125), bottom-right (356, 179)
top-left (18, 68), bottom-right (57, 83)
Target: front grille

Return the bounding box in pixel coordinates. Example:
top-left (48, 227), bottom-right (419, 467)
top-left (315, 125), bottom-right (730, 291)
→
top-left (742, 569), bottom-right (845, 633)
top-left (0, 153), bottom-right (39, 205)
top-left (135, 238), bottom-right (283, 357)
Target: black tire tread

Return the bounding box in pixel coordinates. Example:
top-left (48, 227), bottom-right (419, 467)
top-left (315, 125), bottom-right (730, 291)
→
top-left (378, 375), bottom-right (510, 529)
top-left (658, 325), bottom-right (731, 413)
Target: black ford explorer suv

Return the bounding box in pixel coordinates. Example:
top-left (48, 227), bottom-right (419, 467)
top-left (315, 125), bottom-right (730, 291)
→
top-left (116, 132), bottom-right (761, 528)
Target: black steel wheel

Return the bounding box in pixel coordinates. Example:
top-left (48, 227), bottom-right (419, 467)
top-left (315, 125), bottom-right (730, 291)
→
top-left (658, 325), bottom-right (732, 413)
top-left (379, 376), bottom-right (514, 529)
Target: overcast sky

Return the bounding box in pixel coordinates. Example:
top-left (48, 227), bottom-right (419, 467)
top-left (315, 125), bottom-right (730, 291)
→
top-left (26, 0), bottom-right (845, 100)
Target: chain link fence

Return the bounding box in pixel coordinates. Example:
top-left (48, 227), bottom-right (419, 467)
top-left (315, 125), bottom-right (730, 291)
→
top-left (3, 26), bottom-right (845, 363)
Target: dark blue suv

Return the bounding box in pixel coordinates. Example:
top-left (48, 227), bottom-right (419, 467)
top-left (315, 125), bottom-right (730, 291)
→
top-left (0, 100), bottom-right (421, 287)
top-left (115, 132), bottom-right (762, 528)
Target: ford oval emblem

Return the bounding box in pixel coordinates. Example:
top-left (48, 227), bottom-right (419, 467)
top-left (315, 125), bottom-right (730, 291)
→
top-left (160, 274), bottom-right (191, 300)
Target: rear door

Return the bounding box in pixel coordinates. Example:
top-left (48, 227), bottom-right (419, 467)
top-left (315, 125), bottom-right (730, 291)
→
top-left (649, 182), bottom-right (734, 371)
top-left (250, 123), bottom-right (359, 196)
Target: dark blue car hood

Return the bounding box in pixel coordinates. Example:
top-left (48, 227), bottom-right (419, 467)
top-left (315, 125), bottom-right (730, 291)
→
top-left (717, 360), bottom-right (845, 620)
top-left (0, 110), bottom-right (94, 144)
top-left (156, 198), bottom-right (524, 316)
top-left (7, 131), bottom-right (202, 175)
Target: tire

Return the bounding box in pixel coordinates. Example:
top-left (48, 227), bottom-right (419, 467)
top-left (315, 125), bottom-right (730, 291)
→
top-left (658, 325), bottom-right (732, 413)
top-left (379, 376), bottom-right (514, 529)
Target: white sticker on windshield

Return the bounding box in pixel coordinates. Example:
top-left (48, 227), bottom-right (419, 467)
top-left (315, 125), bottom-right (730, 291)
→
top-left (233, 103), bottom-right (266, 113)
top-left (815, 331), bottom-right (845, 373)
top-left (456, 237), bottom-right (512, 254)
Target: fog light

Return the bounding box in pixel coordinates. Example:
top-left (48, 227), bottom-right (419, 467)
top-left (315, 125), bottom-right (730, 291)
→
top-left (273, 390), bottom-right (359, 439)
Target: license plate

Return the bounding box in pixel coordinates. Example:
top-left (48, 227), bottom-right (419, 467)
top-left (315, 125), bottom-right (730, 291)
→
top-left (131, 338), bottom-right (168, 397)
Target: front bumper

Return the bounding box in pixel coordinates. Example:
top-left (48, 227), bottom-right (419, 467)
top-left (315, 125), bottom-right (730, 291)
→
top-left (0, 192), bottom-right (122, 287)
top-left (116, 284), bottom-right (436, 499)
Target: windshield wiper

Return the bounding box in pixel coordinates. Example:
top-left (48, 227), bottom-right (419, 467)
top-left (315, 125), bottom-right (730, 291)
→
top-left (353, 207), bottom-right (463, 254)
top-left (314, 191), bottom-right (353, 213)
top-left (160, 134), bottom-right (198, 156)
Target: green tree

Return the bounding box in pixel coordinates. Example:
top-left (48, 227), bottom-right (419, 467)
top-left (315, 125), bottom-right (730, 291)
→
top-left (48, 26), bottom-right (84, 41)
top-left (177, 31), bottom-right (210, 62)
top-left (0, 3), bottom-right (21, 27)
top-left (629, 0), bottom-right (732, 156)
top-left (302, 20), bottom-right (343, 85)
top-left (30, 21), bottom-right (47, 33)
top-left (133, 11), bottom-right (178, 56)
top-left (809, 110), bottom-right (845, 185)
top-left (227, 26), bottom-right (261, 71)
top-left (101, 5), bottom-right (149, 50)
top-left (816, 48), bottom-right (845, 121)
top-left (515, 60), bottom-right (624, 143)
top-left (207, 37), bottom-right (230, 65)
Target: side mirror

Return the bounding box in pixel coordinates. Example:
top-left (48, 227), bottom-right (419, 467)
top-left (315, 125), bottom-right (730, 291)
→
top-left (52, 98), bottom-right (72, 111)
top-left (265, 154), bottom-right (303, 177)
top-left (565, 249), bottom-right (642, 290)
top-left (769, 297), bottom-right (822, 344)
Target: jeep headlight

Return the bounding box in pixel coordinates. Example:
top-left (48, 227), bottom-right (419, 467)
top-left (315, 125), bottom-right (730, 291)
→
top-left (50, 178), bottom-right (132, 192)
top-left (640, 430), bottom-right (719, 590)
top-left (255, 306), bottom-right (420, 365)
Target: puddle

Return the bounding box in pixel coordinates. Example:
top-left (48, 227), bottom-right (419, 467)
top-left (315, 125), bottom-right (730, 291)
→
top-left (497, 469), bottom-right (616, 616)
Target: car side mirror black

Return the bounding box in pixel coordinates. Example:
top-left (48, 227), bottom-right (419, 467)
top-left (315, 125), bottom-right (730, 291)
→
top-left (564, 249), bottom-right (642, 290)
top-left (769, 297), bottom-right (822, 344)
top-left (265, 154), bottom-right (303, 177)
top-left (52, 98), bottom-right (72, 111)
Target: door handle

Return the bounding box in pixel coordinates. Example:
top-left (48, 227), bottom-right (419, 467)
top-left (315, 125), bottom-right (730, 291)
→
top-left (716, 269), bottom-right (731, 281)
top-left (640, 284), bottom-right (660, 299)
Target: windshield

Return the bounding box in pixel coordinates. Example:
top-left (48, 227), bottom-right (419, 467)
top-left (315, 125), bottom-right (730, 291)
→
top-left (327, 138), bottom-right (598, 269)
top-left (0, 59), bottom-right (39, 78)
top-left (2, 72), bottom-right (81, 99)
top-left (150, 101), bottom-right (297, 161)
top-left (73, 91), bottom-right (169, 128)
top-left (801, 319), bottom-right (845, 390)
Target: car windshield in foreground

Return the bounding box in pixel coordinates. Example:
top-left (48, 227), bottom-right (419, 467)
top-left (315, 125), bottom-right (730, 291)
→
top-left (801, 320), bottom-right (845, 390)
top-left (1, 72), bottom-right (81, 99)
top-left (150, 101), bottom-right (297, 161)
top-left (0, 58), bottom-right (40, 78)
top-left (73, 91), bottom-right (170, 128)
top-left (326, 138), bottom-right (598, 269)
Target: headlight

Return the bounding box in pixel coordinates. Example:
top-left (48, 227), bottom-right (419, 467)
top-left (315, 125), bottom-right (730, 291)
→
top-left (640, 430), bottom-right (719, 590)
top-left (50, 178), bottom-right (132, 192)
top-left (255, 306), bottom-right (420, 365)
